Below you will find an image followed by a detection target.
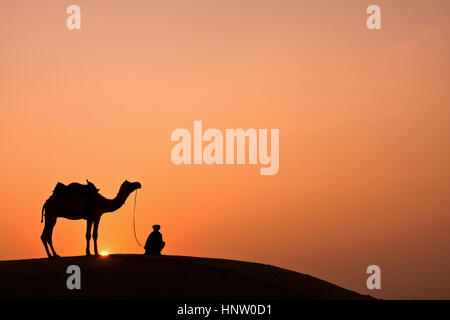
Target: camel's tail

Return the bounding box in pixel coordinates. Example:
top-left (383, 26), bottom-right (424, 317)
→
top-left (41, 201), bottom-right (47, 223)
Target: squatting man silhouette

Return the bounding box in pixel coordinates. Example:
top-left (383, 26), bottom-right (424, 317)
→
top-left (145, 224), bottom-right (165, 255)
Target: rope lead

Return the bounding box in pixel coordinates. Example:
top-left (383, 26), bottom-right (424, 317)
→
top-left (132, 190), bottom-right (144, 248)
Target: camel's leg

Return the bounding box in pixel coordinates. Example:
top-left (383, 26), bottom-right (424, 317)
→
top-left (85, 219), bottom-right (93, 256)
top-left (46, 217), bottom-right (59, 258)
top-left (93, 217), bottom-right (100, 256)
top-left (40, 222), bottom-right (52, 258)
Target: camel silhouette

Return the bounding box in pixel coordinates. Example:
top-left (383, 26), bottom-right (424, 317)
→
top-left (41, 179), bottom-right (141, 258)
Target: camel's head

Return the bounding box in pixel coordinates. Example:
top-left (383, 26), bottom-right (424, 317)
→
top-left (120, 180), bottom-right (142, 194)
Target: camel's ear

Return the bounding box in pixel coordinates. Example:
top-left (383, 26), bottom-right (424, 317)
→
top-left (86, 179), bottom-right (90, 184)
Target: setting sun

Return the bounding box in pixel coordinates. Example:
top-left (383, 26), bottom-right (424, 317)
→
top-left (100, 251), bottom-right (110, 257)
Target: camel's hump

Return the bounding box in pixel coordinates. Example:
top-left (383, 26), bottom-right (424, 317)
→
top-left (52, 181), bottom-right (99, 199)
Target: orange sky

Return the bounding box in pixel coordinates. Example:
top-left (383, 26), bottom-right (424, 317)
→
top-left (1, 0), bottom-right (449, 299)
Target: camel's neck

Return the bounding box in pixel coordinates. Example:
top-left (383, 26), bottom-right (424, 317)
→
top-left (101, 189), bottom-right (134, 213)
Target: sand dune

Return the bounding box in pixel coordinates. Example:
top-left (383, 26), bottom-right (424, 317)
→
top-left (0, 254), bottom-right (373, 300)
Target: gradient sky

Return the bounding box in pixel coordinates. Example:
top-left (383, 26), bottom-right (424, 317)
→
top-left (1, 0), bottom-right (449, 299)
